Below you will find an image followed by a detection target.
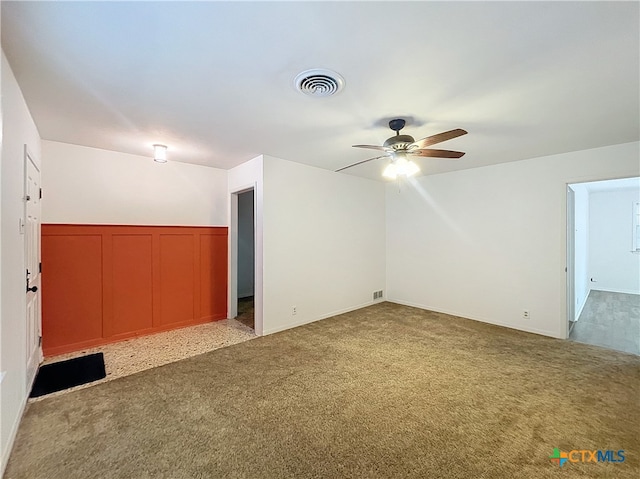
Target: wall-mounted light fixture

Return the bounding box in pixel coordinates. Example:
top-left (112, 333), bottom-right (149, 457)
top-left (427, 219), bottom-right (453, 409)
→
top-left (153, 144), bottom-right (168, 163)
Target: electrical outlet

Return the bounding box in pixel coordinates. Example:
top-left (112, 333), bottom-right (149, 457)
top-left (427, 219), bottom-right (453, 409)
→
top-left (292, 306), bottom-right (297, 315)
top-left (523, 310), bottom-right (530, 320)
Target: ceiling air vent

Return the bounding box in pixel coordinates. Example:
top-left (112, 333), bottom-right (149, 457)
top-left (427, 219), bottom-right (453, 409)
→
top-left (294, 69), bottom-right (345, 97)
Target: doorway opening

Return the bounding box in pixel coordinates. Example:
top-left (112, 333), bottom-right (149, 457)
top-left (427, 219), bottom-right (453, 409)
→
top-left (236, 189), bottom-right (255, 330)
top-left (566, 177), bottom-right (640, 355)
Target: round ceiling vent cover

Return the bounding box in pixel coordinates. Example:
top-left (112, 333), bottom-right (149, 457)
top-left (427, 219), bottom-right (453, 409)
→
top-left (294, 69), bottom-right (345, 97)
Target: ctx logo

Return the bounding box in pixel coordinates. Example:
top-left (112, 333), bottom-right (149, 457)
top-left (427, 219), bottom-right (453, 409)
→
top-left (549, 448), bottom-right (625, 467)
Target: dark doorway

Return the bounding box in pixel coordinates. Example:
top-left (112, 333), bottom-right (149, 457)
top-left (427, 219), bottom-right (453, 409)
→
top-left (237, 190), bottom-right (255, 330)
top-left (236, 296), bottom-right (255, 330)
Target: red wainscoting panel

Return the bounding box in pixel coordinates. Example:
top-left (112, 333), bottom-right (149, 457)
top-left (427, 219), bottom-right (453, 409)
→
top-left (200, 234), bottom-right (228, 320)
top-left (159, 234), bottom-right (195, 327)
top-left (110, 234), bottom-right (153, 337)
top-left (41, 225), bottom-right (228, 356)
top-left (41, 234), bottom-right (103, 351)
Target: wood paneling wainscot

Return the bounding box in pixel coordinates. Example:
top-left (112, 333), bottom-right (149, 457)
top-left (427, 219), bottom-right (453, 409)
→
top-left (41, 225), bottom-right (228, 356)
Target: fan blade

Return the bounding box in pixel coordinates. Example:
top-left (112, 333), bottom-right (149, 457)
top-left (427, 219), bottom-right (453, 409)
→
top-left (409, 129), bottom-right (467, 149)
top-left (408, 149), bottom-right (465, 159)
top-left (352, 144), bottom-right (391, 151)
top-left (336, 155), bottom-right (388, 172)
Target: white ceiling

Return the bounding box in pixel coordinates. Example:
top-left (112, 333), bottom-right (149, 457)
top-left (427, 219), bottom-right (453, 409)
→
top-left (2, 1), bottom-right (638, 180)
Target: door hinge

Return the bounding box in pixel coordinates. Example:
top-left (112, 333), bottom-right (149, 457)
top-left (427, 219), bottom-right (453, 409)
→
top-left (38, 336), bottom-right (42, 347)
top-left (39, 188), bottom-right (42, 199)
top-left (39, 262), bottom-right (42, 273)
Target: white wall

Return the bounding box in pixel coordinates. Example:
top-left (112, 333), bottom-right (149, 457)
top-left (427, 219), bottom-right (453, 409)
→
top-left (228, 155), bottom-right (264, 334)
top-left (42, 141), bottom-right (227, 226)
top-left (0, 13), bottom-right (4, 447)
top-left (572, 183), bottom-right (590, 317)
top-left (1, 51), bottom-right (42, 474)
top-left (0, 41), bottom-right (5, 479)
top-left (237, 190), bottom-right (255, 298)
top-left (386, 141), bottom-right (640, 339)
top-left (262, 155), bottom-right (386, 335)
top-left (589, 187), bottom-right (640, 294)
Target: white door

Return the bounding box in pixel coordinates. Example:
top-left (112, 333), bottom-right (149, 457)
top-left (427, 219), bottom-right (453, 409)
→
top-left (25, 147), bottom-right (42, 390)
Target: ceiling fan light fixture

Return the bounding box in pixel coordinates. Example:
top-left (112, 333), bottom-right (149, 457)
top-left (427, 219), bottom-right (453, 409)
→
top-left (382, 163), bottom-right (398, 180)
top-left (339, 120), bottom-right (466, 177)
top-left (153, 144), bottom-right (168, 163)
top-left (397, 157), bottom-right (420, 177)
top-left (382, 157), bottom-right (420, 180)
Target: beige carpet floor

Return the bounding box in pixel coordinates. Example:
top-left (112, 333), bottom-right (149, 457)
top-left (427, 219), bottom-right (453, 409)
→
top-left (5, 302), bottom-right (639, 479)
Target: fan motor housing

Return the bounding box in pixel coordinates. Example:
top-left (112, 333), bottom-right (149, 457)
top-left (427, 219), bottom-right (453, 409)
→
top-left (384, 134), bottom-right (415, 149)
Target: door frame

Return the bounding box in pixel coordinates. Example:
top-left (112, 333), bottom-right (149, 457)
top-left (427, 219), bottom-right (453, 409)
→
top-left (229, 183), bottom-right (262, 335)
top-left (566, 185), bottom-right (576, 331)
top-left (562, 173), bottom-right (639, 339)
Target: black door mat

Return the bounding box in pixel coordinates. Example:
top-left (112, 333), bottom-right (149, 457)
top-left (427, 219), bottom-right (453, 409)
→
top-left (30, 352), bottom-right (106, 398)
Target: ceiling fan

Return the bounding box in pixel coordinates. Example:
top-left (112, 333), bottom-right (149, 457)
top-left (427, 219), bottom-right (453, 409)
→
top-left (337, 119), bottom-right (467, 179)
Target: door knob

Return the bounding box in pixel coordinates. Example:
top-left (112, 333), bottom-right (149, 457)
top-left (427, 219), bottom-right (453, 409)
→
top-left (27, 286), bottom-right (38, 293)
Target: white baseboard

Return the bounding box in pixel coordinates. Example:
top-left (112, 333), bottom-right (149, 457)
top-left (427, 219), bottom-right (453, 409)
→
top-left (387, 298), bottom-right (562, 339)
top-left (1, 380), bottom-right (31, 477)
top-left (1, 355), bottom-right (39, 476)
top-left (262, 299), bottom-right (381, 336)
